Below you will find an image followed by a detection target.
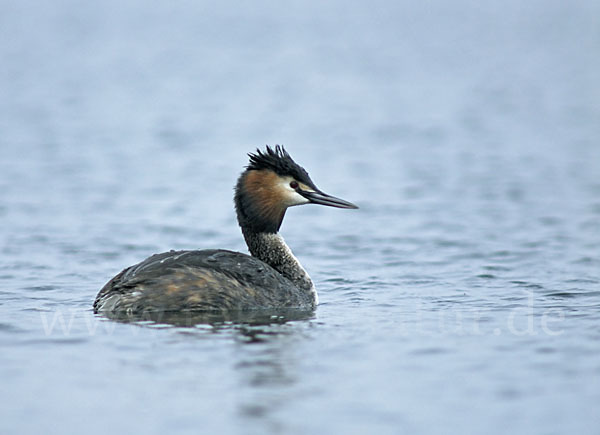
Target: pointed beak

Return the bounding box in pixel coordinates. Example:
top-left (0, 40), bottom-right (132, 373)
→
top-left (299, 189), bottom-right (358, 209)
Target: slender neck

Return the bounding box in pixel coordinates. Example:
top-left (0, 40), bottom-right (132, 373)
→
top-left (242, 229), bottom-right (314, 294)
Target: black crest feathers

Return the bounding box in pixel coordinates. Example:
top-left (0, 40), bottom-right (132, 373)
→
top-left (246, 145), bottom-right (315, 188)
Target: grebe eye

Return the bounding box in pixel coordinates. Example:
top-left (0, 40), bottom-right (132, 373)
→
top-left (289, 180), bottom-right (299, 189)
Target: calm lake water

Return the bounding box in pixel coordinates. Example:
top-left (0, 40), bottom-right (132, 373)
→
top-left (1, 1), bottom-right (599, 434)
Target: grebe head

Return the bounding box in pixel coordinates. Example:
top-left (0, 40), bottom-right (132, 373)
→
top-left (235, 145), bottom-right (358, 234)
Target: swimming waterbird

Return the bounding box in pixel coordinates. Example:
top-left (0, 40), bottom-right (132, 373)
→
top-left (93, 145), bottom-right (358, 314)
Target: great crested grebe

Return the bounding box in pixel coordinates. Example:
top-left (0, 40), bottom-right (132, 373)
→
top-left (93, 145), bottom-right (357, 314)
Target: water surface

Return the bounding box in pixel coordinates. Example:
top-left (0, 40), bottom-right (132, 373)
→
top-left (1, 1), bottom-right (599, 434)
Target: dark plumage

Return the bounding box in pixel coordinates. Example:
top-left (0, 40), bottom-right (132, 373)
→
top-left (93, 250), bottom-right (314, 313)
top-left (246, 145), bottom-right (316, 189)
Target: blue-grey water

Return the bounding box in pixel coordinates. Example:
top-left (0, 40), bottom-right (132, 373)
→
top-left (1, 1), bottom-right (599, 434)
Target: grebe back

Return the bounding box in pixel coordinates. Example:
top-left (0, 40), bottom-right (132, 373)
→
top-left (93, 145), bottom-right (357, 313)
